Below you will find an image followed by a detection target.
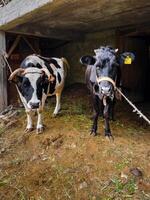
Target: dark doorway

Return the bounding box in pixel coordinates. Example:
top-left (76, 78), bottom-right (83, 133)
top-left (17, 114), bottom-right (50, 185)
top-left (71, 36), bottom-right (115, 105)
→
top-left (118, 33), bottom-right (150, 102)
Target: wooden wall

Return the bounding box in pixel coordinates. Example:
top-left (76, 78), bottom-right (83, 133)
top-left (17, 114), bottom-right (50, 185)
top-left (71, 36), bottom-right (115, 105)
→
top-left (0, 31), bottom-right (7, 111)
top-left (117, 31), bottom-right (150, 102)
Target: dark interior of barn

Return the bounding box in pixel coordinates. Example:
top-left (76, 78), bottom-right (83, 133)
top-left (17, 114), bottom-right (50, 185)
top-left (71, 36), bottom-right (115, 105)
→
top-left (6, 30), bottom-right (150, 108)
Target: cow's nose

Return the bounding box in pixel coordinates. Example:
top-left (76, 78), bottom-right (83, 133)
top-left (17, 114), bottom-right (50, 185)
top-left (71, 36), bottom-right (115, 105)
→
top-left (101, 86), bottom-right (111, 94)
top-left (30, 102), bottom-right (39, 109)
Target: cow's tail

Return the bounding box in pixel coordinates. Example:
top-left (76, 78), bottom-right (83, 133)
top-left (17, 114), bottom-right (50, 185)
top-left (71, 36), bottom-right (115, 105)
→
top-left (61, 57), bottom-right (70, 78)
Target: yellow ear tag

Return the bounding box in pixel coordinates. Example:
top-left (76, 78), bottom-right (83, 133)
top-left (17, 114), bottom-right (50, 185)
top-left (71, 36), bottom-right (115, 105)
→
top-left (124, 56), bottom-right (132, 64)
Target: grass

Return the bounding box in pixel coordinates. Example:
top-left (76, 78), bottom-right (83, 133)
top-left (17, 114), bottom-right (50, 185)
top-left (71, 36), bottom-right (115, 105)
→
top-left (115, 159), bottom-right (130, 171)
top-left (0, 179), bottom-right (9, 187)
top-left (0, 126), bottom-right (5, 136)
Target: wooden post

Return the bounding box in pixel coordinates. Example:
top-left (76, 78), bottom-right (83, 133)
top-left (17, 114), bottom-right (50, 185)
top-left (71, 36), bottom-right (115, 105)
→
top-left (0, 31), bottom-right (7, 111)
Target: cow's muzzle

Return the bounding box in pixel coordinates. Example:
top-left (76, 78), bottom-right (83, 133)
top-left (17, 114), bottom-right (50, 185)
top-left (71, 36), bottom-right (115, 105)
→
top-left (101, 86), bottom-right (111, 96)
top-left (29, 102), bottom-right (40, 109)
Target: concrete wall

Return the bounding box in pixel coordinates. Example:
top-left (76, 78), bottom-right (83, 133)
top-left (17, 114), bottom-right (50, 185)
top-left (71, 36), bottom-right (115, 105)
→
top-left (53, 30), bottom-right (116, 85)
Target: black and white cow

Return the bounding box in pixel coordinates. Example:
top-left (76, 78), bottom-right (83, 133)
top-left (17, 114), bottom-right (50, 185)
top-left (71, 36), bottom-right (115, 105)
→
top-left (80, 46), bottom-right (135, 139)
top-left (9, 54), bottom-right (69, 133)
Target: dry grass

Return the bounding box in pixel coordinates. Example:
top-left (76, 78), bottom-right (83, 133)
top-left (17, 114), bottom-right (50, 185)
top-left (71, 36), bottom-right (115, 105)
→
top-left (0, 83), bottom-right (150, 200)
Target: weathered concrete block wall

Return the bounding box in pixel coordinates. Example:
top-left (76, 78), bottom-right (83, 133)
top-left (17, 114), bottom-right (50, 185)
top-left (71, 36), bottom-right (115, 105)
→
top-left (53, 30), bottom-right (116, 85)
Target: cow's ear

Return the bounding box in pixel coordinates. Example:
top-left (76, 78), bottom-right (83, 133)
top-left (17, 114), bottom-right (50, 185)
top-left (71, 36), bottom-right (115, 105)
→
top-left (9, 75), bottom-right (23, 84)
top-left (120, 52), bottom-right (135, 65)
top-left (80, 55), bottom-right (96, 65)
top-left (11, 75), bottom-right (23, 84)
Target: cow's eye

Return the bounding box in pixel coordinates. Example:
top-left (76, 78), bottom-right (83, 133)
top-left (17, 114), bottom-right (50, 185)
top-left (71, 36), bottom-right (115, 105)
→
top-left (23, 83), bottom-right (28, 87)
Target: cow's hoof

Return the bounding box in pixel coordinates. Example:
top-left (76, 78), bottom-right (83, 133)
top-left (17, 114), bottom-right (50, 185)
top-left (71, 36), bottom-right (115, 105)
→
top-left (90, 130), bottom-right (97, 136)
top-left (105, 134), bottom-right (114, 141)
top-left (36, 127), bottom-right (44, 134)
top-left (52, 113), bottom-right (58, 118)
top-left (24, 127), bottom-right (34, 133)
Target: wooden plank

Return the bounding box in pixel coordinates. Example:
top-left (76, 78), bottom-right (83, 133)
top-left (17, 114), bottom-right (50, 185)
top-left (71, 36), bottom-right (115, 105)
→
top-left (0, 31), bottom-right (7, 111)
top-left (22, 36), bottom-right (38, 53)
top-left (7, 35), bottom-right (21, 58)
top-left (8, 24), bottom-right (84, 40)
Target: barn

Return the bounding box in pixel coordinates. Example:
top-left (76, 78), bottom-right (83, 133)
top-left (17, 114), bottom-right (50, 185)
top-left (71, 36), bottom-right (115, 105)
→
top-left (0, 0), bottom-right (150, 110)
top-left (0, 1), bottom-right (150, 199)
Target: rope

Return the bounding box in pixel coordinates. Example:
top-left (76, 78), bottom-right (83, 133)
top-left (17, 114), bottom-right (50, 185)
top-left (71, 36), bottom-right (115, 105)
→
top-left (1, 50), bottom-right (150, 125)
top-left (97, 76), bottom-right (116, 88)
top-left (116, 87), bottom-right (150, 125)
top-left (0, 51), bottom-right (28, 110)
top-left (96, 75), bottom-right (150, 125)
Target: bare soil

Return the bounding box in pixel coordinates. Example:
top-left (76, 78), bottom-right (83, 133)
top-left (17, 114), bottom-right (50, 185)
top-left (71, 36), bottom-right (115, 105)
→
top-left (0, 83), bottom-right (150, 200)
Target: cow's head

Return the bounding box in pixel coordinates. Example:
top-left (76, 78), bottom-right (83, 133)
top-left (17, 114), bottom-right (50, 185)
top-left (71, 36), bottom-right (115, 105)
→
top-left (9, 67), bottom-right (54, 110)
top-left (80, 46), bottom-right (135, 99)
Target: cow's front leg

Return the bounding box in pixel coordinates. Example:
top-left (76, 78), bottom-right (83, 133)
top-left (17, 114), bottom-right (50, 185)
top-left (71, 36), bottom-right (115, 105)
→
top-left (103, 104), bottom-right (113, 140)
top-left (91, 96), bottom-right (100, 136)
top-left (25, 111), bottom-right (33, 132)
top-left (36, 110), bottom-right (44, 134)
top-left (109, 99), bottom-right (115, 121)
top-left (53, 92), bottom-right (61, 117)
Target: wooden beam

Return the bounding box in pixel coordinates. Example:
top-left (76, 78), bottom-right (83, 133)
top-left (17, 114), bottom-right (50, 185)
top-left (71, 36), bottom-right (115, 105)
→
top-left (7, 35), bottom-right (21, 58)
top-left (8, 24), bottom-right (84, 40)
top-left (0, 31), bottom-right (7, 111)
top-left (22, 36), bottom-right (37, 53)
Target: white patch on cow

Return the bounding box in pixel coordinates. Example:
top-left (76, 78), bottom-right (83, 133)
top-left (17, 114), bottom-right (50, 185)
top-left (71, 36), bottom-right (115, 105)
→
top-left (53, 93), bottom-right (61, 116)
top-left (26, 112), bottom-right (33, 129)
top-left (24, 67), bottom-right (42, 109)
top-left (47, 58), bottom-right (65, 96)
top-left (37, 110), bottom-right (43, 129)
top-left (41, 93), bottom-right (47, 110)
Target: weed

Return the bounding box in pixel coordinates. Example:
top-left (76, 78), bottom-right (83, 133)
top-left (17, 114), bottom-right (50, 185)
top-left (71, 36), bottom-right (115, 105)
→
top-left (0, 126), bottom-right (5, 135)
top-left (115, 159), bottom-right (130, 171)
top-left (110, 177), bottom-right (137, 196)
top-left (124, 179), bottom-right (137, 194)
top-left (111, 178), bottom-right (124, 193)
top-left (0, 179), bottom-right (9, 187)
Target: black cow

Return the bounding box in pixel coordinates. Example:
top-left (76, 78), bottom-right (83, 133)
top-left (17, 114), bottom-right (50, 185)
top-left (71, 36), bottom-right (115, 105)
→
top-left (9, 54), bottom-right (69, 133)
top-left (80, 46), bottom-right (135, 139)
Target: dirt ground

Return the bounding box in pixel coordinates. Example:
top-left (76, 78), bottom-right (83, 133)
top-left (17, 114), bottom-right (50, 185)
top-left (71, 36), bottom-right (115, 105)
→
top-left (0, 83), bottom-right (150, 200)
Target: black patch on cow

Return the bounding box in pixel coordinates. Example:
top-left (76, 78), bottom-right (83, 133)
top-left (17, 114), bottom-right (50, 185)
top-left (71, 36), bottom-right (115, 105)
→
top-left (20, 60), bottom-right (35, 68)
top-left (44, 61), bottom-right (54, 75)
top-left (43, 61), bottom-right (57, 94)
top-left (57, 72), bottom-right (61, 83)
top-left (49, 59), bottom-right (61, 68)
top-left (94, 84), bottom-right (99, 93)
top-left (36, 77), bottom-right (43, 100)
top-left (49, 74), bottom-right (56, 94)
top-left (36, 55), bottom-right (61, 69)
top-left (36, 63), bottom-right (42, 69)
top-left (18, 77), bottom-right (34, 103)
top-left (20, 57), bottom-right (43, 69)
